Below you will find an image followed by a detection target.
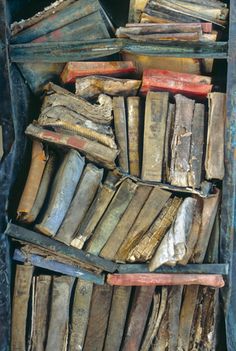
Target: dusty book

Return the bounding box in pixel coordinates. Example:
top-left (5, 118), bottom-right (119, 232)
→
top-left (163, 103), bottom-right (175, 182)
top-left (141, 91), bottom-right (169, 182)
top-left (129, 0), bottom-right (149, 22)
top-left (113, 96), bottom-right (129, 173)
top-left (61, 61), bottom-right (137, 83)
top-left (127, 96), bottom-right (141, 177)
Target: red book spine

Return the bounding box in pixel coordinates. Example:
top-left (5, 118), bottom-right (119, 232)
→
top-left (143, 69), bottom-right (212, 84)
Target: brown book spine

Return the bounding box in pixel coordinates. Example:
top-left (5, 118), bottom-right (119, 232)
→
top-left (11, 264), bottom-right (34, 351)
top-left (163, 103), bottom-right (175, 182)
top-left (141, 91), bottom-right (169, 182)
top-left (17, 141), bottom-right (47, 223)
top-left (113, 96), bottom-right (129, 173)
top-left (122, 286), bottom-right (155, 351)
top-left (100, 185), bottom-right (152, 261)
top-left (127, 96), bottom-right (141, 177)
top-left (168, 286), bottom-right (183, 351)
top-left (83, 284), bottom-right (113, 351)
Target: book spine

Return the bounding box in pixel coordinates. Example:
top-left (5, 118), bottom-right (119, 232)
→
top-left (11, 264), bottom-right (34, 351)
top-left (35, 150), bottom-right (85, 236)
top-left (45, 276), bottom-right (75, 351)
top-left (122, 286), bottom-right (155, 351)
top-left (163, 103), bottom-right (175, 182)
top-left (32, 275), bottom-right (52, 351)
top-left (141, 91), bottom-right (169, 182)
top-left (168, 286), bottom-right (183, 351)
top-left (143, 69), bottom-right (212, 84)
top-left (17, 141), bottom-right (47, 223)
top-left (205, 93), bottom-right (226, 180)
top-left (56, 163), bottom-right (103, 245)
top-left (100, 185), bottom-right (152, 261)
top-left (127, 96), bottom-right (141, 177)
top-left (103, 286), bottom-right (132, 351)
top-left (85, 179), bottom-right (137, 255)
top-left (69, 280), bottom-right (93, 351)
top-left (83, 284), bottom-right (113, 351)
top-left (113, 96), bottom-right (129, 173)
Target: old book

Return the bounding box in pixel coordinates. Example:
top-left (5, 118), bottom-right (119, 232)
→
top-left (75, 76), bottom-right (141, 99)
top-left (170, 94), bottom-right (195, 187)
top-left (56, 163), bottom-right (103, 245)
top-left (188, 103), bottom-right (205, 188)
top-left (125, 22), bottom-right (213, 33)
top-left (117, 31), bottom-right (201, 42)
top-left (35, 150), bottom-right (85, 236)
top-left (69, 280), bottom-right (93, 351)
top-left (151, 290), bottom-right (169, 351)
top-left (113, 96), bottom-right (129, 173)
top-left (127, 96), bottom-right (141, 177)
top-left (25, 124), bottom-right (118, 169)
top-left (45, 276), bottom-right (75, 351)
top-left (100, 185), bottom-right (152, 261)
top-left (129, 0), bottom-right (149, 22)
top-left (163, 103), bottom-right (175, 182)
top-left (205, 92), bottom-right (226, 180)
top-left (103, 286), bottom-right (132, 351)
top-left (116, 187), bottom-right (171, 261)
top-left (31, 275), bottom-right (52, 351)
top-left (61, 61), bottom-right (136, 83)
top-left (149, 197), bottom-right (197, 271)
top-left (140, 69), bottom-right (212, 97)
top-left (121, 286), bottom-right (155, 351)
top-left (127, 196), bottom-right (182, 262)
top-left (85, 178), bottom-right (137, 255)
top-left (168, 286), bottom-right (183, 351)
top-left (11, 264), bottom-right (34, 351)
top-left (141, 91), bottom-right (169, 182)
top-left (17, 141), bottom-right (47, 223)
top-left (83, 284), bottom-right (113, 351)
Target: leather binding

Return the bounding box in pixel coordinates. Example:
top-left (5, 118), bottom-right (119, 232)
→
top-left (73, 172), bottom-right (120, 249)
top-left (45, 276), bottom-right (75, 351)
top-left (32, 275), bottom-right (52, 351)
top-left (127, 96), bottom-right (141, 177)
top-left (100, 184), bottom-right (152, 261)
top-left (103, 286), bottom-right (132, 351)
top-left (17, 141), bottom-right (47, 223)
top-left (141, 91), bottom-right (169, 182)
top-left (11, 264), bottom-right (34, 351)
top-left (83, 284), bottom-right (113, 351)
top-left (69, 280), bottom-right (93, 351)
top-left (163, 103), bottom-right (175, 182)
top-left (205, 92), bottom-right (226, 180)
top-left (35, 150), bottom-right (85, 236)
top-left (170, 94), bottom-right (195, 187)
top-left (116, 187), bottom-right (171, 262)
top-left (56, 163), bottom-right (103, 245)
top-left (75, 76), bottom-right (141, 99)
top-left (113, 96), bottom-right (129, 173)
top-left (122, 286), bottom-right (155, 351)
top-left (85, 178), bottom-right (137, 255)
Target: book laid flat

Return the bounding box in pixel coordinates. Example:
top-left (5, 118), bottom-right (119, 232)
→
top-left (61, 61), bottom-right (137, 83)
top-left (127, 96), bottom-right (141, 177)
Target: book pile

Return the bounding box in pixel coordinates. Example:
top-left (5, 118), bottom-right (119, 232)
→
top-left (11, 265), bottom-right (222, 351)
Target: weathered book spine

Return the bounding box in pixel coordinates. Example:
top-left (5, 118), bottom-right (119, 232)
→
top-left (107, 273), bottom-right (224, 287)
top-left (113, 96), bottom-right (129, 173)
top-left (61, 61), bottom-right (136, 83)
top-left (73, 172), bottom-right (119, 249)
top-left (17, 141), bottom-right (47, 223)
top-left (116, 187), bottom-right (171, 261)
top-left (75, 76), bottom-right (141, 99)
top-left (205, 92), bottom-right (226, 180)
top-left (83, 284), bottom-right (113, 351)
top-left (152, 292), bottom-right (169, 351)
top-left (163, 103), bottom-right (175, 182)
top-left (127, 96), bottom-right (141, 177)
top-left (170, 94), bottom-right (195, 187)
top-left (129, 0), bottom-right (149, 22)
top-left (35, 150), bottom-right (85, 236)
top-left (119, 32), bottom-right (201, 41)
top-left (103, 286), bottom-right (132, 351)
top-left (126, 22), bottom-right (213, 33)
top-left (29, 152), bottom-right (57, 223)
top-left (56, 163), bottom-right (103, 245)
top-left (11, 0), bottom-right (101, 44)
top-left (45, 276), bottom-right (75, 351)
top-left (69, 280), bottom-right (93, 351)
top-left (141, 91), bottom-right (169, 182)
top-left (127, 196), bottom-right (182, 262)
top-left (32, 275), bottom-right (52, 351)
top-left (100, 185), bottom-right (152, 261)
top-left (168, 286), bottom-right (183, 351)
top-left (142, 69), bottom-right (212, 84)
top-left (11, 264), bottom-right (34, 351)
top-left (25, 124), bottom-right (118, 169)
top-left (85, 178), bottom-right (137, 255)
top-left (122, 286), bottom-right (155, 351)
